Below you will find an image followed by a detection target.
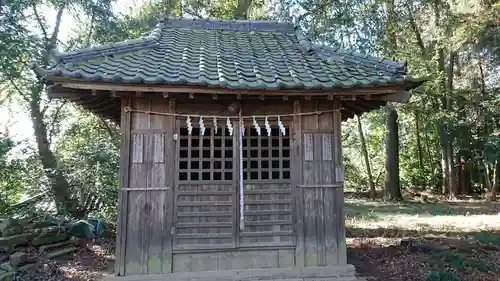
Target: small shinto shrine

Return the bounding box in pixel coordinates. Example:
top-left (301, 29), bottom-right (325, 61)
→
top-left (36, 17), bottom-right (424, 281)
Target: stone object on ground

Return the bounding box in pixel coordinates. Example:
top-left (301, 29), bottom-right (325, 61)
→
top-left (0, 219), bottom-right (22, 238)
top-left (0, 216), bottom-right (107, 277)
top-left (39, 239), bottom-right (78, 253)
top-left (0, 234), bottom-right (29, 250)
top-left (69, 220), bottom-right (95, 238)
top-left (32, 231), bottom-right (68, 246)
top-left (17, 263), bottom-right (39, 272)
top-left (9, 252), bottom-right (27, 267)
top-left (45, 247), bottom-right (79, 259)
top-left (0, 253), bottom-right (7, 264)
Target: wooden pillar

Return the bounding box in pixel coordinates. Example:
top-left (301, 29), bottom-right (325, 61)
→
top-left (332, 99), bottom-right (347, 264)
top-left (116, 96), bottom-right (132, 276)
top-left (294, 98), bottom-right (346, 267)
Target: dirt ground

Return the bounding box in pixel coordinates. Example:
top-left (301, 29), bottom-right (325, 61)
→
top-left (14, 198), bottom-right (500, 281)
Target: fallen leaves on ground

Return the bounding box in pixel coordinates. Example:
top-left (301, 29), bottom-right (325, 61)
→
top-left (348, 236), bottom-right (500, 281)
top-left (13, 237), bottom-right (115, 281)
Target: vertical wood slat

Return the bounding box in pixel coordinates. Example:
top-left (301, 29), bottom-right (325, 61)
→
top-left (292, 100), bottom-right (305, 268)
top-left (143, 102), bottom-right (153, 275)
top-left (233, 122), bottom-right (240, 248)
top-left (333, 99), bottom-right (347, 264)
top-left (164, 98), bottom-right (175, 273)
top-left (116, 96), bottom-right (132, 276)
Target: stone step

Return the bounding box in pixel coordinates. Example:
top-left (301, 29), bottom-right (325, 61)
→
top-left (32, 231), bottom-right (68, 246)
top-left (39, 239), bottom-right (78, 253)
top-left (0, 234), bottom-right (29, 251)
top-left (45, 247), bottom-right (79, 259)
top-left (17, 263), bottom-right (39, 272)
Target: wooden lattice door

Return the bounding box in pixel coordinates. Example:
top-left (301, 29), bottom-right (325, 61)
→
top-left (172, 122), bottom-right (294, 250)
top-left (173, 125), bottom-right (238, 250)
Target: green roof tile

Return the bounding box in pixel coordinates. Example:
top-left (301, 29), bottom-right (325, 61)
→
top-left (41, 17), bottom-right (425, 91)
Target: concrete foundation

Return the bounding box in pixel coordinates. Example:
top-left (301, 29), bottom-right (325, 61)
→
top-left (107, 265), bottom-right (365, 281)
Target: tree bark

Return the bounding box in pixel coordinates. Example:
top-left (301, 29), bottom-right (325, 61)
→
top-left (385, 107), bottom-right (403, 200)
top-left (30, 86), bottom-right (78, 216)
top-left (357, 115), bottom-right (376, 198)
top-left (235, 0), bottom-right (252, 19)
top-left (446, 52), bottom-right (458, 198)
top-left (415, 110), bottom-right (424, 182)
top-left (491, 160), bottom-right (499, 201)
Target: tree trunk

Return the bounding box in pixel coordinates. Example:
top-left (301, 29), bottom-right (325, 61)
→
top-left (385, 107), bottom-right (403, 200)
top-left (235, 0), bottom-right (252, 19)
top-left (457, 155), bottom-right (463, 195)
top-left (484, 160), bottom-right (493, 198)
top-left (446, 52), bottom-right (458, 198)
top-left (30, 85), bottom-right (80, 217)
top-left (357, 115), bottom-right (376, 198)
top-left (462, 160), bottom-right (472, 194)
top-left (490, 160), bottom-right (499, 201)
top-left (415, 110), bottom-right (424, 173)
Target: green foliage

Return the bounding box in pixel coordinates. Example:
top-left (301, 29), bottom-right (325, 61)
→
top-left (425, 271), bottom-right (462, 281)
top-left (470, 230), bottom-right (500, 245)
top-left (0, 0), bottom-right (499, 221)
top-left (55, 111), bottom-right (119, 220)
top-left (0, 134), bottom-right (31, 214)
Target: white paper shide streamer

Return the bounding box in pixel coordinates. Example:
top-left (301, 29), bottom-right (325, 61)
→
top-left (186, 116), bottom-right (192, 135)
top-left (199, 117), bottom-right (205, 136)
top-left (227, 118), bottom-right (233, 136)
top-left (213, 117), bottom-right (218, 134)
top-left (278, 116), bottom-right (286, 136)
top-left (264, 117), bottom-right (271, 136)
top-left (253, 116), bottom-right (261, 136)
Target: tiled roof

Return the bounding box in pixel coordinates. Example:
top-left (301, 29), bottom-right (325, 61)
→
top-left (40, 17), bottom-right (424, 91)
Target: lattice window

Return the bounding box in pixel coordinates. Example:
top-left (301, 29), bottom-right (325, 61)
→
top-left (178, 127), bottom-right (234, 182)
top-left (242, 127), bottom-right (291, 181)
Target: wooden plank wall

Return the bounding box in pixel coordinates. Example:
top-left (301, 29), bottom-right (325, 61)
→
top-left (117, 96), bottom-right (347, 276)
top-left (293, 99), bottom-right (347, 267)
top-left (116, 96), bottom-right (176, 276)
top-left (172, 248), bottom-right (295, 272)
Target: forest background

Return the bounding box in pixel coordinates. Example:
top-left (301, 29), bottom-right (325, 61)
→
top-left (0, 0), bottom-right (499, 219)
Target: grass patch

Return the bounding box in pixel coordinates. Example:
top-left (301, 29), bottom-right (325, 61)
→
top-left (345, 198), bottom-right (500, 238)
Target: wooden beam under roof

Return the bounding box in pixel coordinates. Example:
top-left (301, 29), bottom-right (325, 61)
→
top-left (51, 78), bottom-right (410, 99)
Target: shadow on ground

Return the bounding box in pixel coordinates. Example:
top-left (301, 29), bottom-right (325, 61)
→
top-left (345, 199), bottom-right (500, 217)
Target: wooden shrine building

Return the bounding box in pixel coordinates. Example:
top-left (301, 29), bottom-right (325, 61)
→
top-left (36, 17), bottom-right (425, 281)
